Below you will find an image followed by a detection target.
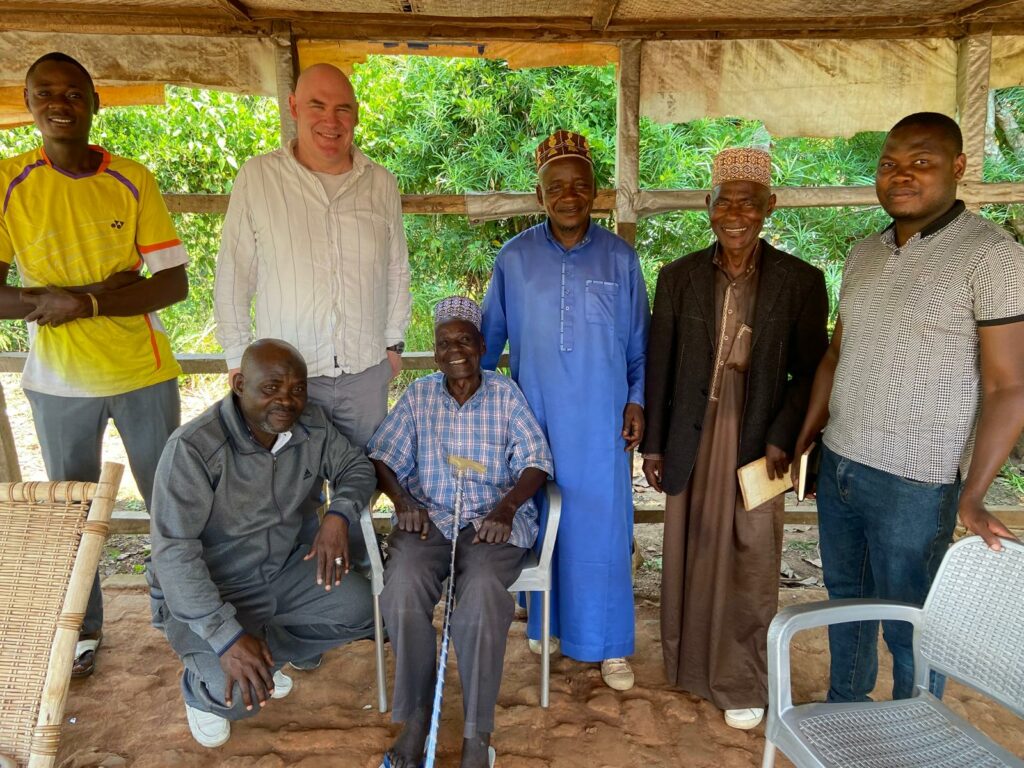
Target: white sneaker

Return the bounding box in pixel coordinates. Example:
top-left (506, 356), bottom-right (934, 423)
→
top-left (271, 669), bottom-right (293, 699)
top-left (528, 636), bottom-right (560, 655)
top-left (185, 704), bottom-right (230, 748)
top-left (600, 658), bottom-right (635, 691)
top-left (724, 707), bottom-right (765, 730)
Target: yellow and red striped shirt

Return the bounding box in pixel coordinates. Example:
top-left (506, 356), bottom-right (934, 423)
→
top-left (0, 146), bottom-right (187, 396)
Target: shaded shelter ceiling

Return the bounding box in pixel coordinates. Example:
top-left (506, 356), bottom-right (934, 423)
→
top-left (3, 1), bottom-right (1024, 136)
top-left (3, 0), bottom-right (1024, 41)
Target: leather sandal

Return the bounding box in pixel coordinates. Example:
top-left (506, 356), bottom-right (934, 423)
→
top-left (72, 630), bottom-right (102, 678)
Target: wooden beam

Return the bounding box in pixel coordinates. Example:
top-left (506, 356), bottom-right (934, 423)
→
top-left (273, 21), bottom-right (297, 146)
top-left (209, 0), bottom-right (251, 22)
top-left (637, 181), bottom-right (1024, 214)
top-left (161, 181), bottom-right (1024, 220)
top-left (0, 350), bottom-right (509, 374)
top-left (957, 31), bottom-right (993, 191)
top-left (268, 8), bottom-right (1023, 41)
top-left (0, 382), bottom-right (21, 483)
top-left (957, 0), bottom-right (1020, 23)
top-left (615, 40), bottom-right (641, 245)
top-left (632, 501), bottom-right (1024, 528)
top-left (162, 191), bottom-right (618, 216)
top-left (164, 194), bottom-right (230, 214)
top-left (592, 0), bottom-right (621, 31)
top-left (2, 6), bottom-right (1024, 41)
top-left (102, 502), bottom-right (1024, 535)
top-left (0, 8), bottom-right (266, 37)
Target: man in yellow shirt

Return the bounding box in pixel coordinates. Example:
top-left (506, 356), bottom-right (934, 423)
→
top-left (0, 52), bottom-right (188, 677)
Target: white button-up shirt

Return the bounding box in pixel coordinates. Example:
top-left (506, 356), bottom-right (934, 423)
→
top-left (214, 142), bottom-right (411, 376)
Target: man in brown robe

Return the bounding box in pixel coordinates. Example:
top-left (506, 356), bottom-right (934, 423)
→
top-left (640, 148), bottom-right (829, 730)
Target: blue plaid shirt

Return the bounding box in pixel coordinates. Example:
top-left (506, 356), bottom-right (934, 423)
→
top-left (367, 370), bottom-right (553, 548)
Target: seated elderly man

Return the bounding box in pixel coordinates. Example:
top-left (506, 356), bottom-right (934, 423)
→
top-left (148, 338), bottom-right (376, 748)
top-left (368, 296), bottom-right (554, 768)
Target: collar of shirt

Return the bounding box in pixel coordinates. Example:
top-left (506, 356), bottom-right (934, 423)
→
top-left (437, 370), bottom-right (491, 412)
top-left (270, 430), bottom-right (292, 454)
top-left (880, 199), bottom-right (967, 252)
top-left (712, 239), bottom-right (762, 283)
top-left (285, 139), bottom-right (371, 183)
top-left (224, 395), bottom-right (308, 455)
top-left (543, 217), bottom-right (594, 253)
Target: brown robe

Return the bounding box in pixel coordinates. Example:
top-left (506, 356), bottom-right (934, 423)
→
top-left (660, 248), bottom-right (785, 710)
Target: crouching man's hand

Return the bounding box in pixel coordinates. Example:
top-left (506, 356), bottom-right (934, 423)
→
top-left (220, 633), bottom-right (275, 711)
top-left (305, 512), bottom-right (350, 590)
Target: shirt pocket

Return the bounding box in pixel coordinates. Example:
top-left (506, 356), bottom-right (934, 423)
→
top-left (585, 280), bottom-right (619, 326)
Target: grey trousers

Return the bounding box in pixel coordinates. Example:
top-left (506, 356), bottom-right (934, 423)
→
top-left (302, 358), bottom-right (391, 570)
top-left (26, 378), bottom-right (180, 634)
top-left (161, 546), bottom-right (375, 721)
top-left (381, 522), bottom-right (528, 738)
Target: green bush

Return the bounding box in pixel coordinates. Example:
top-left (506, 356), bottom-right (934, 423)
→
top-left (2, 57), bottom-right (1022, 354)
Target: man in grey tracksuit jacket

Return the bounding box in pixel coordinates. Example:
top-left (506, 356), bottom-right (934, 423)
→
top-left (148, 365), bottom-right (376, 724)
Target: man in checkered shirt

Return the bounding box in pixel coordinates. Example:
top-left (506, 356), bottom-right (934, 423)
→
top-left (794, 112), bottom-right (1024, 704)
top-left (367, 296), bottom-right (553, 768)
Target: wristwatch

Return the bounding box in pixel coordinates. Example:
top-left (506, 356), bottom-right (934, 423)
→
top-left (387, 342), bottom-right (405, 354)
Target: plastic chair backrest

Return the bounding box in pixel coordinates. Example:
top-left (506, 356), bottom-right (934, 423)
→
top-left (919, 536), bottom-right (1024, 717)
top-left (535, 482), bottom-right (562, 573)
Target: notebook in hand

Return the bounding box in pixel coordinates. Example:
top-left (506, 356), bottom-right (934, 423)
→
top-left (737, 456), bottom-right (793, 511)
top-left (797, 442), bottom-right (821, 502)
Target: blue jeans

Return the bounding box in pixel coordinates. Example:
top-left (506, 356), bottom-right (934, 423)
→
top-left (817, 445), bottom-right (959, 702)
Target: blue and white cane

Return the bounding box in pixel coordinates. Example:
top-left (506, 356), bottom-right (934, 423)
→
top-left (422, 455), bottom-right (485, 768)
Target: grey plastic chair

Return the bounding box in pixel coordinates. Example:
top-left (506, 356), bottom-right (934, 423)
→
top-left (359, 481), bottom-right (563, 713)
top-left (762, 535), bottom-right (1024, 768)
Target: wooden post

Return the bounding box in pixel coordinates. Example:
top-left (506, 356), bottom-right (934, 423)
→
top-left (957, 31), bottom-right (993, 200)
top-left (615, 40), bottom-right (641, 246)
top-left (0, 382), bottom-right (21, 483)
top-left (273, 21), bottom-right (298, 147)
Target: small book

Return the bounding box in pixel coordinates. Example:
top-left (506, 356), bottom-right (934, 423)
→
top-left (737, 456), bottom-right (793, 511)
top-left (797, 442), bottom-right (821, 502)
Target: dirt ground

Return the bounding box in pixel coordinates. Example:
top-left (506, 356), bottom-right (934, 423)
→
top-left (2, 373), bottom-right (1022, 766)
top-left (53, 585), bottom-right (1024, 768)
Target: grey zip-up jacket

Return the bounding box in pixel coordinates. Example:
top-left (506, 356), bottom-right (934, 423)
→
top-left (148, 394), bottom-right (376, 653)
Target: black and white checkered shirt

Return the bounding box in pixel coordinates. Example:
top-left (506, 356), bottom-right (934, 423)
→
top-left (824, 202), bottom-right (1024, 483)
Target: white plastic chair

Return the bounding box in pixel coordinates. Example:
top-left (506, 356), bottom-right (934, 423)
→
top-left (762, 535), bottom-right (1024, 768)
top-left (359, 494), bottom-right (388, 713)
top-left (359, 481), bottom-right (563, 712)
top-left (508, 481), bottom-right (562, 708)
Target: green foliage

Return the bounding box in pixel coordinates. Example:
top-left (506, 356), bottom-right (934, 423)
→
top-left (1001, 462), bottom-right (1024, 498)
top-left (0, 88), bottom-right (280, 352)
top-left (351, 58), bottom-right (619, 336)
top-left (2, 58), bottom-right (1023, 355)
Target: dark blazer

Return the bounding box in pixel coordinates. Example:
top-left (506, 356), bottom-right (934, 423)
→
top-left (640, 240), bottom-right (829, 496)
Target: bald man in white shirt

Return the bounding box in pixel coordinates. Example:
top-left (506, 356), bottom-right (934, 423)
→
top-left (215, 65), bottom-right (411, 636)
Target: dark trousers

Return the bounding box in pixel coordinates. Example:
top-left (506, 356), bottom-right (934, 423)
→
top-left (381, 522), bottom-right (528, 737)
top-left (161, 547), bottom-right (375, 721)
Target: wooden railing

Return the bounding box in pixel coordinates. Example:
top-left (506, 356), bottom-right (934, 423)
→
top-left (1, 351), bottom-right (1021, 533)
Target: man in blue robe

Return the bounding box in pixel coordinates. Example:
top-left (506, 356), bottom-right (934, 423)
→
top-left (481, 130), bottom-right (649, 690)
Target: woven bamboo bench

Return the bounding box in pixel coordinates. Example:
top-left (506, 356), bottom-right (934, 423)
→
top-left (0, 463), bottom-right (123, 768)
